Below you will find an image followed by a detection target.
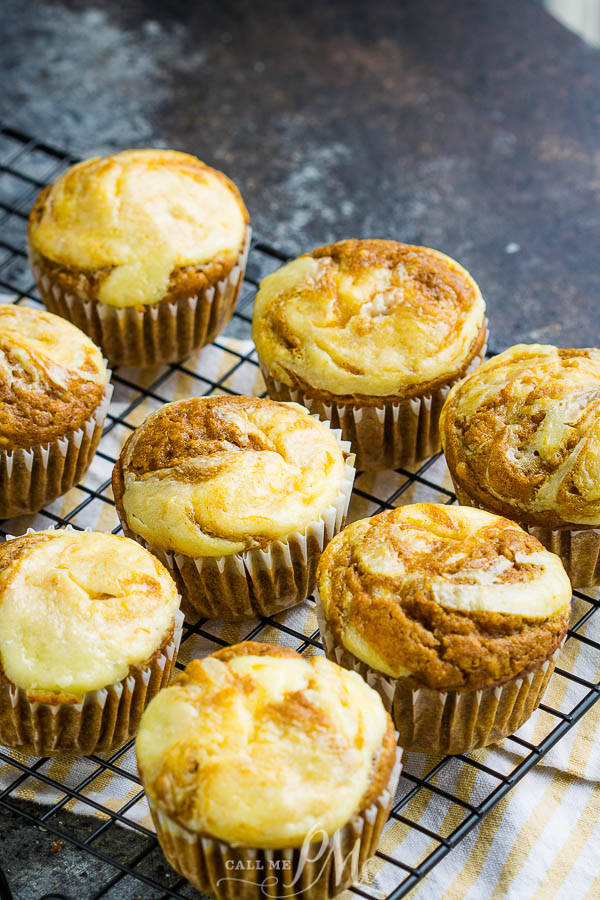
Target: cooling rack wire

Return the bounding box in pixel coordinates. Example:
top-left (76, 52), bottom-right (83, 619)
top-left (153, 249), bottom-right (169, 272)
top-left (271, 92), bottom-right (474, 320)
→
top-left (0, 124), bottom-right (598, 900)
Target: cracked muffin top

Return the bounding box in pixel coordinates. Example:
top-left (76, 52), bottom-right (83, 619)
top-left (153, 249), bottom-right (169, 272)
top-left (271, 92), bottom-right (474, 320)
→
top-left (28, 149), bottom-right (249, 308)
top-left (136, 641), bottom-right (395, 847)
top-left (112, 395), bottom-right (350, 558)
top-left (440, 344), bottom-right (600, 527)
top-left (0, 303), bottom-right (108, 451)
top-left (317, 503), bottom-right (571, 691)
top-left (0, 529), bottom-right (179, 697)
top-left (252, 239), bottom-right (486, 399)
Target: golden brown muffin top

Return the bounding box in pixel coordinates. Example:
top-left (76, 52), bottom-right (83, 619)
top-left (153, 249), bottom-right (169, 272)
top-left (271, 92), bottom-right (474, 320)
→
top-left (28, 149), bottom-right (249, 308)
top-left (0, 304), bottom-right (108, 451)
top-left (112, 395), bottom-right (349, 557)
top-left (135, 641), bottom-right (394, 847)
top-left (252, 239), bottom-right (486, 399)
top-left (0, 529), bottom-right (179, 696)
top-left (317, 503), bottom-right (571, 691)
top-left (440, 344), bottom-right (600, 527)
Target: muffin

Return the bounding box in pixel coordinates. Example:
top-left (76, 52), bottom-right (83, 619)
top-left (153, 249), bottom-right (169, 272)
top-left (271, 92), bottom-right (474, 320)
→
top-left (440, 344), bottom-right (600, 589)
top-left (113, 396), bottom-right (355, 622)
top-left (28, 149), bottom-right (250, 367)
top-left (0, 528), bottom-right (182, 756)
top-left (136, 641), bottom-right (401, 900)
top-left (252, 239), bottom-right (487, 470)
top-left (0, 303), bottom-right (111, 519)
top-left (316, 503), bottom-right (571, 754)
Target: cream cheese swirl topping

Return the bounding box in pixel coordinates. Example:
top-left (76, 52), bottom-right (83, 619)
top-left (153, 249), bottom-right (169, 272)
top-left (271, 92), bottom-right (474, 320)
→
top-left (116, 396), bottom-right (346, 557)
top-left (252, 239), bottom-right (486, 397)
top-left (136, 646), bottom-right (389, 847)
top-left (29, 149), bottom-right (247, 307)
top-left (317, 504), bottom-right (571, 687)
top-left (0, 304), bottom-right (108, 451)
top-left (0, 530), bottom-right (179, 695)
top-left (440, 344), bottom-right (600, 526)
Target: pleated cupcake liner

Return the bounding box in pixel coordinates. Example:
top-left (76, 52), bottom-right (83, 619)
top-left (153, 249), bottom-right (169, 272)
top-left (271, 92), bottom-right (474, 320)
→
top-left (316, 602), bottom-right (562, 755)
top-left (0, 380), bottom-right (113, 520)
top-left (525, 526), bottom-right (600, 592)
top-left (30, 227), bottom-right (251, 367)
top-left (259, 323), bottom-right (487, 472)
top-left (145, 744), bottom-right (401, 900)
top-left (121, 424), bottom-right (356, 623)
top-left (0, 609), bottom-right (183, 758)
top-left (450, 478), bottom-right (599, 591)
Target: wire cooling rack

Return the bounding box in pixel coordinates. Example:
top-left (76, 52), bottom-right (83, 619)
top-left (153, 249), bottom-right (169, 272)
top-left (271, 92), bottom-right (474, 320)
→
top-left (0, 123), bottom-right (599, 900)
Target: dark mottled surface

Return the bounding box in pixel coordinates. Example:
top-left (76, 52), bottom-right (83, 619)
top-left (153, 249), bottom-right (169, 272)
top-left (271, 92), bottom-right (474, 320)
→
top-left (2, 0), bottom-right (600, 353)
top-left (0, 799), bottom-right (193, 900)
top-left (1, 0), bottom-right (599, 897)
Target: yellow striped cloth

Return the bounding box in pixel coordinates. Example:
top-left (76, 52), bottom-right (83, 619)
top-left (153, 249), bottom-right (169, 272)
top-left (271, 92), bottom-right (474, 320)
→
top-left (365, 608), bottom-right (600, 900)
top-left (0, 328), bottom-right (598, 900)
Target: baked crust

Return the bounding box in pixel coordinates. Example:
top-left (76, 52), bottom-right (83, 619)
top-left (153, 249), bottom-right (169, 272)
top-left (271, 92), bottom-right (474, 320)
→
top-left (28, 149), bottom-right (249, 309)
top-left (440, 344), bottom-right (600, 528)
top-left (0, 529), bottom-right (55, 570)
top-left (272, 321), bottom-right (487, 406)
top-left (252, 238), bottom-right (486, 399)
top-left (29, 224), bottom-right (240, 307)
top-left (0, 304), bottom-right (108, 451)
top-left (0, 620), bottom-right (175, 706)
top-left (112, 395), bottom-right (347, 557)
top-left (136, 640), bottom-right (396, 846)
top-left (317, 503), bottom-right (571, 691)
top-left (115, 395), bottom-right (290, 478)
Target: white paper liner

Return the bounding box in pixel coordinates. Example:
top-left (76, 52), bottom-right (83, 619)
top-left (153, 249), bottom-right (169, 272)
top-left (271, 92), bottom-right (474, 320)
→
top-left (0, 609), bottom-right (183, 757)
top-left (259, 321), bottom-right (487, 471)
top-left (316, 598), bottom-right (563, 755)
top-left (120, 421), bottom-right (356, 622)
top-left (451, 478), bottom-right (600, 591)
top-left (0, 379), bottom-right (113, 519)
top-left (31, 227), bottom-right (251, 367)
top-left (144, 743), bottom-right (401, 900)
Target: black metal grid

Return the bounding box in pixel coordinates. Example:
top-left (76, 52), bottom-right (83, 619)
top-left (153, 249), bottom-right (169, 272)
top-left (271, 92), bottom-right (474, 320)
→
top-left (0, 123), bottom-right (599, 900)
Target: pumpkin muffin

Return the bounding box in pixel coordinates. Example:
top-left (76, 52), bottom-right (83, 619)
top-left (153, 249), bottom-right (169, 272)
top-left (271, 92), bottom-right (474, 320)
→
top-left (252, 239), bottom-right (487, 470)
top-left (28, 149), bottom-right (250, 367)
top-left (0, 303), bottom-right (111, 519)
top-left (440, 344), bottom-right (600, 589)
top-left (0, 528), bottom-right (182, 756)
top-left (136, 641), bottom-right (401, 900)
top-left (316, 503), bottom-right (571, 754)
top-left (113, 395), bottom-right (355, 621)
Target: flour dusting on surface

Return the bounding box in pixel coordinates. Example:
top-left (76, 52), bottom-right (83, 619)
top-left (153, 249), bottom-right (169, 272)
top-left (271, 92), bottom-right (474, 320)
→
top-left (1, 4), bottom-right (191, 154)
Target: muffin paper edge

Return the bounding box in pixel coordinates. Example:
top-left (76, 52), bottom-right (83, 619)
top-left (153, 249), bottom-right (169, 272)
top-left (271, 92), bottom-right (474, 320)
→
top-left (145, 742), bottom-right (402, 900)
top-left (123, 423), bottom-right (357, 622)
top-left (0, 379), bottom-right (113, 519)
top-left (316, 596), bottom-right (562, 755)
top-left (452, 478), bottom-right (600, 591)
top-left (0, 608), bottom-right (183, 757)
top-left (30, 227), bottom-right (252, 367)
top-left (260, 320), bottom-right (487, 471)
